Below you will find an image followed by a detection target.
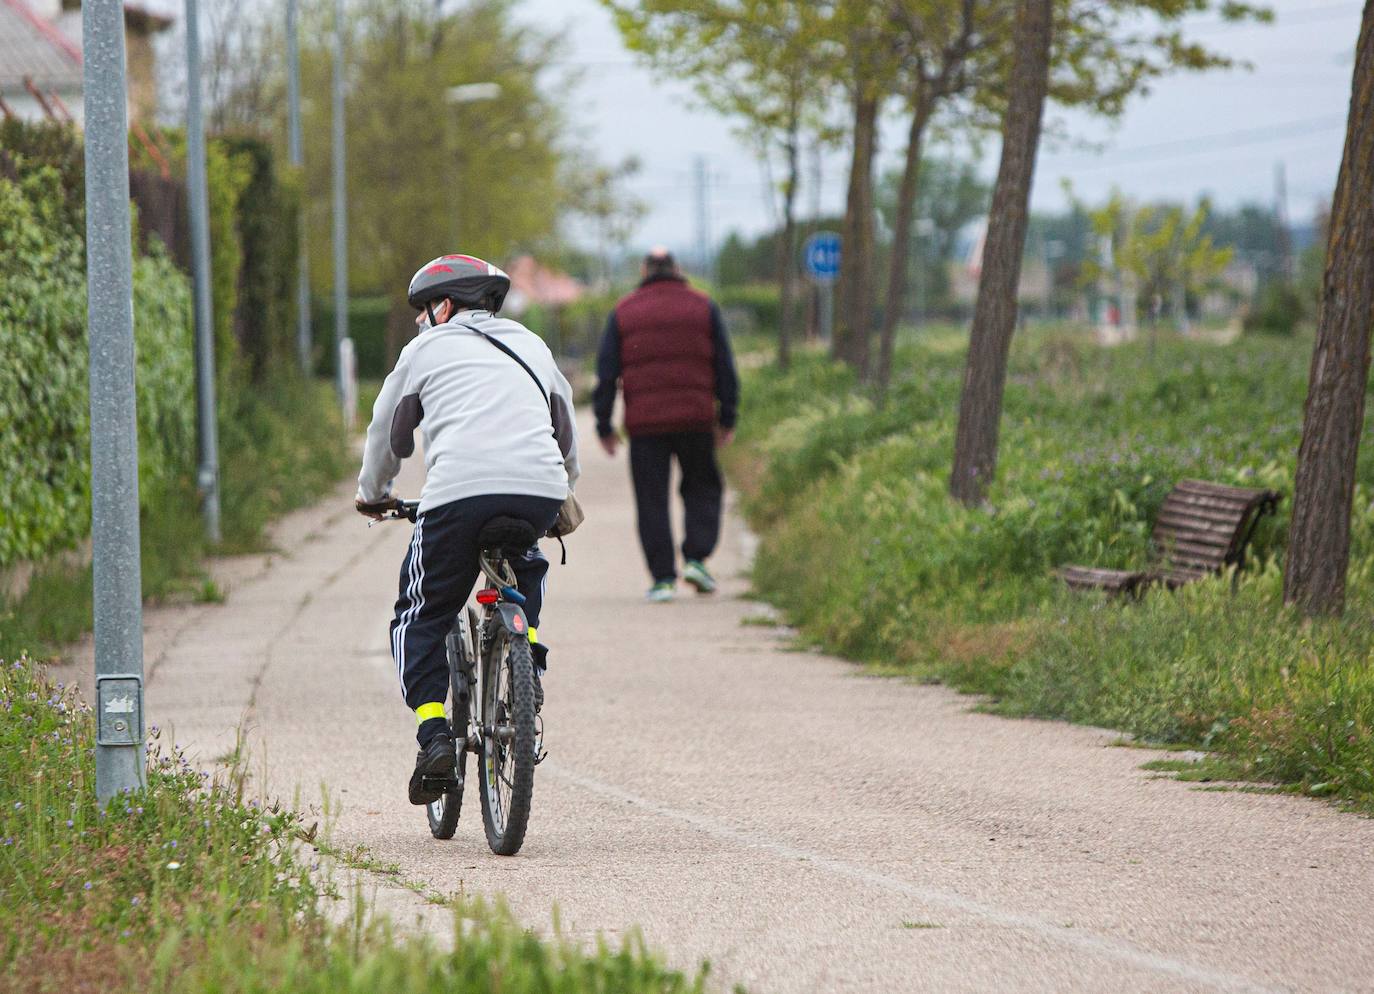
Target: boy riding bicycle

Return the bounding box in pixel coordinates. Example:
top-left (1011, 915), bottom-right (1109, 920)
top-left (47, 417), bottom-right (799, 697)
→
top-left (354, 255), bottom-right (579, 806)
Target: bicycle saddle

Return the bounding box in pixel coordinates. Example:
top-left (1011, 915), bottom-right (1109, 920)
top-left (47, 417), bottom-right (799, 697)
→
top-left (477, 517), bottom-right (539, 556)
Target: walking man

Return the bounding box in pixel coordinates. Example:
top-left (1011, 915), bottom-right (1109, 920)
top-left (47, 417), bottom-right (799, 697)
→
top-left (593, 248), bottom-right (740, 602)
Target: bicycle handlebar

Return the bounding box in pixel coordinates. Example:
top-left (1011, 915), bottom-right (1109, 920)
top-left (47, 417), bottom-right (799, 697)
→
top-left (380, 498), bottom-right (420, 523)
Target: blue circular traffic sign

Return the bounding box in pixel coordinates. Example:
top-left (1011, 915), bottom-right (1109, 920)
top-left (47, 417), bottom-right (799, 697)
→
top-left (803, 231), bottom-right (841, 282)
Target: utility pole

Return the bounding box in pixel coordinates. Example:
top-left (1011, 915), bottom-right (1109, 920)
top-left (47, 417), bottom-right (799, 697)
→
top-left (331, 0), bottom-right (348, 406)
top-left (694, 155), bottom-right (711, 281)
top-left (287, 0), bottom-right (310, 373)
top-left (185, 0), bottom-right (220, 543)
top-left (1274, 160), bottom-right (1293, 283)
top-left (83, 0), bottom-right (146, 803)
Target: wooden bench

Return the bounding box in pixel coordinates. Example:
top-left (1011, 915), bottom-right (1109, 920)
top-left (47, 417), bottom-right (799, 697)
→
top-left (1059, 479), bottom-right (1281, 596)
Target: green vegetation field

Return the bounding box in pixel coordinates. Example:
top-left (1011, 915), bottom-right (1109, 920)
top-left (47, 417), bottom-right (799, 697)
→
top-left (729, 327), bottom-right (1374, 810)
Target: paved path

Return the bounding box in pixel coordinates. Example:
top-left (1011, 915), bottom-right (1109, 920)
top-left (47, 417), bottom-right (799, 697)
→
top-left (57, 413), bottom-right (1374, 993)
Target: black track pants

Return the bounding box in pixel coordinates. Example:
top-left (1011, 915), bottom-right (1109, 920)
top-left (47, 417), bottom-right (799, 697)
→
top-left (390, 494), bottom-right (562, 711)
top-left (628, 431), bottom-right (723, 583)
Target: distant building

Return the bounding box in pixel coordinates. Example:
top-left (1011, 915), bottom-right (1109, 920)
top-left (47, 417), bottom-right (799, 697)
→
top-left (0, 0), bottom-right (172, 126)
top-left (503, 254), bottom-right (585, 315)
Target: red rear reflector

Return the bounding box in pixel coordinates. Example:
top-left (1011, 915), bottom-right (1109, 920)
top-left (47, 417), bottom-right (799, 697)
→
top-left (476, 588), bottom-right (500, 605)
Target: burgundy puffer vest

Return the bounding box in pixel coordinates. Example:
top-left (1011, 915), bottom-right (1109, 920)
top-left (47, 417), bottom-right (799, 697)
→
top-left (615, 277), bottom-right (716, 437)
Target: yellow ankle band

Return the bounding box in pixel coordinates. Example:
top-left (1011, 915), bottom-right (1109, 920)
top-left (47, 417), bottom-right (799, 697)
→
top-left (415, 702), bottom-right (446, 724)
top-left (528, 627), bottom-right (538, 645)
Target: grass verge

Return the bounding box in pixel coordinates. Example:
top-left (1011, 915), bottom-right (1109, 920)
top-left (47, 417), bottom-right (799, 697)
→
top-left (0, 376), bottom-right (354, 663)
top-left (728, 326), bottom-right (1374, 811)
top-left (0, 656), bottom-right (708, 993)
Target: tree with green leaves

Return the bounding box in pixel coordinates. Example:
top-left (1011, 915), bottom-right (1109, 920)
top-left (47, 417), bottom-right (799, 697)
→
top-left (600, 0), bottom-right (835, 368)
top-left (948, 0), bottom-right (1271, 506)
top-left (1284, 0), bottom-right (1374, 617)
top-left (872, 1), bottom-right (1011, 397)
top-left (1081, 192), bottom-right (1233, 336)
top-left (876, 155), bottom-right (990, 321)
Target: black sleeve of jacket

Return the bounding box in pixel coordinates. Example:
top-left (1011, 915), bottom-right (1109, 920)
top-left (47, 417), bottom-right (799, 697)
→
top-left (710, 302), bottom-right (740, 430)
top-left (592, 312), bottom-right (622, 439)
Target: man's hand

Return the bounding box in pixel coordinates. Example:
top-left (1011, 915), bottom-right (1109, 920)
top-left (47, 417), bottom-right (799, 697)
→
top-left (714, 426), bottom-right (735, 449)
top-left (599, 433), bottom-right (620, 457)
top-left (355, 496), bottom-right (393, 521)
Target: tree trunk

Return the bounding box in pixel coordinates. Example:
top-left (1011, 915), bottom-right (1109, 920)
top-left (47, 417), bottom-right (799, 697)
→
top-left (777, 98), bottom-right (802, 370)
top-left (835, 88), bottom-right (878, 372)
top-left (949, 0), bottom-right (1053, 506)
top-left (874, 96), bottom-right (931, 399)
top-left (1283, 1), bottom-right (1374, 617)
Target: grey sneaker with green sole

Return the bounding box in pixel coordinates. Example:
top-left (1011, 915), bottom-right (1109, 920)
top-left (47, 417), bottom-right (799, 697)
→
top-left (683, 560), bottom-right (717, 594)
top-left (646, 581), bottom-right (676, 603)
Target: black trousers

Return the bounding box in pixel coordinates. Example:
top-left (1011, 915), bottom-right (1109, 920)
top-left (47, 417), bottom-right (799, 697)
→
top-left (628, 431), bottom-right (723, 583)
top-left (391, 494), bottom-right (562, 711)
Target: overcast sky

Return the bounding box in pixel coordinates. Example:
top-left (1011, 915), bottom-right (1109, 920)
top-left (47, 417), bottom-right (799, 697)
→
top-left (144, 0), bottom-right (1360, 255)
top-left (512, 0), bottom-right (1360, 255)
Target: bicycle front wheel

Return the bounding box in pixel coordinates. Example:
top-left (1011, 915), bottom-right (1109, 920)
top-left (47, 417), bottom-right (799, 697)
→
top-left (478, 628), bottom-right (537, 855)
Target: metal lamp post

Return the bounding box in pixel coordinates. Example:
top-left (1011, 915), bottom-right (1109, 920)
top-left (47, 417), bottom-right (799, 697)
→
top-left (185, 0), bottom-right (220, 543)
top-left (332, 0), bottom-right (348, 407)
top-left (444, 82), bottom-right (501, 247)
top-left (287, 0), bottom-right (310, 373)
top-left (83, 0), bottom-right (145, 803)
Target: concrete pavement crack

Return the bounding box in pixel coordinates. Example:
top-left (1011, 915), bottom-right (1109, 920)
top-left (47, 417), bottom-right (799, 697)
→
top-left (246, 523), bottom-right (395, 716)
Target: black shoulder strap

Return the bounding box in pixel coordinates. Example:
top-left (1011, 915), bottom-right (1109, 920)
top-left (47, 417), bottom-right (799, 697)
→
top-left (461, 323), bottom-right (550, 410)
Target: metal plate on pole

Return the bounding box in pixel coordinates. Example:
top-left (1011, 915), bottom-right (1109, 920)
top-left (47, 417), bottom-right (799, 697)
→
top-left (82, 0), bottom-right (146, 803)
top-left (803, 231), bottom-right (840, 344)
top-left (96, 675), bottom-right (144, 746)
top-left (803, 230), bottom-right (841, 283)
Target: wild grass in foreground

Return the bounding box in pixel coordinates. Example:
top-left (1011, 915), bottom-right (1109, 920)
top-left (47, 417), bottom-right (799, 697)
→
top-left (729, 328), bottom-right (1374, 811)
top-left (0, 657), bottom-right (709, 993)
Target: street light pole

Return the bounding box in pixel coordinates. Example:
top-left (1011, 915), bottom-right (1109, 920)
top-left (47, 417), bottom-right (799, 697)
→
top-left (82, 0), bottom-right (146, 803)
top-left (185, 0), bottom-right (220, 544)
top-left (444, 82), bottom-right (502, 249)
top-left (331, 0), bottom-right (348, 407)
top-left (287, 0), bottom-right (310, 373)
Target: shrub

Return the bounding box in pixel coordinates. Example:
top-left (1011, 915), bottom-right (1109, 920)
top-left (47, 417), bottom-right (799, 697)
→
top-left (1243, 280), bottom-right (1305, 336)
top-left (716, 283), bottom-right (780, 334)
top-left (0, 166), bottom-right (195, 568)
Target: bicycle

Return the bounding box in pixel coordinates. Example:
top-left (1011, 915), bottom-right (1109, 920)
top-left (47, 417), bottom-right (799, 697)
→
top-left (382, 498), bottom-right (544, 856)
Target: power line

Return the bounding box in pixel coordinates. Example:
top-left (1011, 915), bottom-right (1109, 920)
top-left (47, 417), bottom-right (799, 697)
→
top-left (1044, 115), bottom-right (1346, 171)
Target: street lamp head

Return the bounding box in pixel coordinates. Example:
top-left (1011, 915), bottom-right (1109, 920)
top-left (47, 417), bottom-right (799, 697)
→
top-left (446, 82), bottom-right (502, 105)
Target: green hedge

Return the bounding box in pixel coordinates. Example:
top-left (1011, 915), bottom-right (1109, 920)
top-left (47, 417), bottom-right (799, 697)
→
top-left (716, 283), bottom-right (780, 333)
top-left (0, 160), bottom-right (195, 568)
top-left (313, 295), bottom-right (391, 379)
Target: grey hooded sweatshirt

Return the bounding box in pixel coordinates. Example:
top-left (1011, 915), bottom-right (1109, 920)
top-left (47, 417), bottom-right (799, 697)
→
top-left (357, 310), bottom-right (579, 512)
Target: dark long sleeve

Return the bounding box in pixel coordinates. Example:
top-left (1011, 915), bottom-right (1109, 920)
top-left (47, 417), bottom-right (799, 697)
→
top-left (592, 312), bottom-right (622, 438)
top-left (709, 302), bottom-right (739, 430)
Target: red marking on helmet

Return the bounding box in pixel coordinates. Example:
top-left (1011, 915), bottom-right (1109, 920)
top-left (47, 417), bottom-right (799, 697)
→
top-left (441, 254), bottom-right (487, 268)
top-left (424, 263), bottom-right (455, 275)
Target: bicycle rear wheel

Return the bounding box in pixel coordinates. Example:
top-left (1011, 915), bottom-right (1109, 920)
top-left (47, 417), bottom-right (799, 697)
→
top-left (478, 628), bottom-right (537, 855)
top-left (427, 609), bottom-right (476, 840)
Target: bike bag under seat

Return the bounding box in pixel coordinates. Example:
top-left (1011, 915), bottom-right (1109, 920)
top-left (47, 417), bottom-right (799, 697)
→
top-left (477, 517), bottom-right (539, 556)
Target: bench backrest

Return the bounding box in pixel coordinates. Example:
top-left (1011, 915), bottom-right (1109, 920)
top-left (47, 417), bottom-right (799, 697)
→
top-left (1150, 479), bottom-right (1279, 574)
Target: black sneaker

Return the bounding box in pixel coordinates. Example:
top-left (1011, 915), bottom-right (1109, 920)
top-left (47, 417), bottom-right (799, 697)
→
top-left (408, 733), bottom-right (458, 806)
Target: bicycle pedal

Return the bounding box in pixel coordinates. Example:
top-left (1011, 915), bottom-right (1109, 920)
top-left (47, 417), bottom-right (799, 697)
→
top-left (534, 749), bottom-right (548, 765)
top-left (421, 774), bottom-right (462, 791)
